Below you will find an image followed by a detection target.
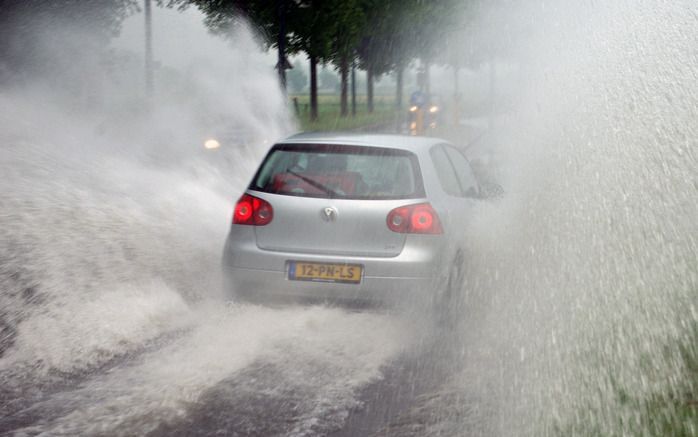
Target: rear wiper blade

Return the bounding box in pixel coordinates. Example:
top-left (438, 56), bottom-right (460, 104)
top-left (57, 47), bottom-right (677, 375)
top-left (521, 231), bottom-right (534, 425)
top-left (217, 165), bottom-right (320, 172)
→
top-left (287, 169), bottom-right (340, 197)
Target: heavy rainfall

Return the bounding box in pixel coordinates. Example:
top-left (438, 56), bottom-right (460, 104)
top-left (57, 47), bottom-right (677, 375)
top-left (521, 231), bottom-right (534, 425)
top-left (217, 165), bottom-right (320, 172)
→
top-left (0, 1), bottom-right (696, 436)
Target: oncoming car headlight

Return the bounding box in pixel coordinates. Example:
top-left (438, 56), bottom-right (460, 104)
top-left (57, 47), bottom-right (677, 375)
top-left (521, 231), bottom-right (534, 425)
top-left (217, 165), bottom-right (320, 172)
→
top-left (429, 105), bottom-right (439, 113)
top-left (204, 138), bottom-right (221, 150)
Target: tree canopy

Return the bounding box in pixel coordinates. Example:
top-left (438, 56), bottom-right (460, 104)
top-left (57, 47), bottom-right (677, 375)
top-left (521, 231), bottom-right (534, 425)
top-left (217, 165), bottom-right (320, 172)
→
top-left (166, 0), bottom-right (464, 72)
top-left (164, 0), bottom-right (466, 117)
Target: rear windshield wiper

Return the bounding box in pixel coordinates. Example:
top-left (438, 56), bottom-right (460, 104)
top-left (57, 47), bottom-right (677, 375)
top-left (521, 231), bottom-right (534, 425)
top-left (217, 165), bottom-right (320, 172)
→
top-left (287, 169), bottom-right (340, 197)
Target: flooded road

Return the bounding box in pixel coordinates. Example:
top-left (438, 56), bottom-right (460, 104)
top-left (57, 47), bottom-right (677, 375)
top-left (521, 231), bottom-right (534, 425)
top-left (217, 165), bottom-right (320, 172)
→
top-left (2, 304), bottom-right (417, 436)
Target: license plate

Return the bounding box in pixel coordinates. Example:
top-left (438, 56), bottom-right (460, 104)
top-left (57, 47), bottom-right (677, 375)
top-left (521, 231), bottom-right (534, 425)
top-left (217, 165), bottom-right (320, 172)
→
top-left (288, 261), bottom-right (363, 284)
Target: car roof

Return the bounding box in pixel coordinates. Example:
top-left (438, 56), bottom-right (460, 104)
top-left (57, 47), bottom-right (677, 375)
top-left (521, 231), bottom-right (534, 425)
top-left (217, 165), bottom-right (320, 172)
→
top-left (280, 132), bottom-right (448, 153)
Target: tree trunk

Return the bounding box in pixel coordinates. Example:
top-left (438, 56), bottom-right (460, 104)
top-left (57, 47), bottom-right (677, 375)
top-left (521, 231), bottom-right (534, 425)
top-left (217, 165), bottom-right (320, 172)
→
top-left (276, 0), bottom-right (287, 91)
top-left (339, 56), bottom-right (349, 117)
top-left (395, 65), bottom-right (403, 110)
top-left (367, 66), bottom-right (374, 113)
top-left (351, 64), bottom-right (356, 117)
top-left (310, 55), bottom-right (318, 122)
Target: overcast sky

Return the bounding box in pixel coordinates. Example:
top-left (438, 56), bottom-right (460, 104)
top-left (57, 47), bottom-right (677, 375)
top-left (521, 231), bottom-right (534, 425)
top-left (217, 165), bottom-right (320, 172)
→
top-left (112, 5), bottom-right (277, 71)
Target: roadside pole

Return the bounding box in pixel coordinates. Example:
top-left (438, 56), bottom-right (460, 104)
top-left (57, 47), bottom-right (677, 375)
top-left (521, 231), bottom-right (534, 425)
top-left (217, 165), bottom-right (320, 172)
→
top-left (144, 0), bottom-right (153, 99)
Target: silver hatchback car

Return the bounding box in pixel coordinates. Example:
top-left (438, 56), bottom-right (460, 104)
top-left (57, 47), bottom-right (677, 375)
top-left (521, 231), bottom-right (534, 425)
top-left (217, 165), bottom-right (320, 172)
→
top-left (222, 133), bottom-right (482, 309)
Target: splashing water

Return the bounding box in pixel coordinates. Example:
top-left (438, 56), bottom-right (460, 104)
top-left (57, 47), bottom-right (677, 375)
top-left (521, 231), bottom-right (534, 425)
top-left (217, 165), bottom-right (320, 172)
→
top-left (5, 304), bottom-right (408, 436)
top-left (0, 8), bottom-right (418, 435)
top-left (0, 6), bottom-right (438, 436)
top-left (0, 8), bottom-right (291, 372)
top-left (392, 1), bottom-right (697, 436)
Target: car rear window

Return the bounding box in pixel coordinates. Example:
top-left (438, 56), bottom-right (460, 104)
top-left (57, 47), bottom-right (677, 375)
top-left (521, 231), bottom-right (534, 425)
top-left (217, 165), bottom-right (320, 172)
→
top-left (250, 143), bottom-right (425, 200)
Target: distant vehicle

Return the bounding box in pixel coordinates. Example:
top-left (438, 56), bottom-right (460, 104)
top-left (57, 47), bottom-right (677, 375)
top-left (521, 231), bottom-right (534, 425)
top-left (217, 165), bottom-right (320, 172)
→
top-left (191, 125), bottom-right (271, 187)
top-left (408, 93), bottom-right (442, 135)
top-left (200, 126), bottom-right (266, 162)
top-left (222, 133), bottom-right (486, 316)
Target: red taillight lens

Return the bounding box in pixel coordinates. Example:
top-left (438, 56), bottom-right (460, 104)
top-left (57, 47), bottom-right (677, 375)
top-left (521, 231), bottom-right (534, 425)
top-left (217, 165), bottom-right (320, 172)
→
top-left (387, 203), bottom-right (442, 234)
top-left (233, 194), bottom-right (273, 226)
top-left (234, 198), bottom-right (253, 222)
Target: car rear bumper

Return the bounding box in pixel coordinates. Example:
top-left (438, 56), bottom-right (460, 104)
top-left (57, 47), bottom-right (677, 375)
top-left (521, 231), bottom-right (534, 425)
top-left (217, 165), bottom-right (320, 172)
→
top-left (222, 228), bottom-right (444, 306)
top-left (225, 265), bottom-right (434, 306)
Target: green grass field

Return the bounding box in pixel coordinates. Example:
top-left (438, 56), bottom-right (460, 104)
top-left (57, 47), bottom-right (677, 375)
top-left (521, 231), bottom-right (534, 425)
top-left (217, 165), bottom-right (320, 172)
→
top-left (289, 93), bottom-right (402, 132)
top-left (634, 326), bottom-right (698, 437)
top-left (554, 323), bottom-right (698, 437)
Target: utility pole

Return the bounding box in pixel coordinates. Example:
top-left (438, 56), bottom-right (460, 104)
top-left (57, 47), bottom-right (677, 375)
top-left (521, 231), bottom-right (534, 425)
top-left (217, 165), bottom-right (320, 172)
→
top-left (144, 0), bottom-right (154, 98)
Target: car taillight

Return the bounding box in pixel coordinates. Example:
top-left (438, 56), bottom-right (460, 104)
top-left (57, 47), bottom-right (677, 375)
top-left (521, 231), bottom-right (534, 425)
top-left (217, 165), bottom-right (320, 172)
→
top-left (386, 203), bottom-right (442, 234)
top-left (233, 193), bottom-right (273, 226)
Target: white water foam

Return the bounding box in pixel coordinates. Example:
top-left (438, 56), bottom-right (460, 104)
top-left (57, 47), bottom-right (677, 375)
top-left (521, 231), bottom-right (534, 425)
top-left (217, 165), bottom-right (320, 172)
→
top-left (12, 305), bottom-right (409, 436)
top-left (0, 6), bottom-right (291, 378)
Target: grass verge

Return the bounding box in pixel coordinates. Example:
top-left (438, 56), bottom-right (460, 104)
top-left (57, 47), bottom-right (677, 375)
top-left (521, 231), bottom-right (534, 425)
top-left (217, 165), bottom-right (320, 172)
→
top-left (555, 323), bottom-right (698, 436)
top-left (289, 93), bottom-right (402, 132)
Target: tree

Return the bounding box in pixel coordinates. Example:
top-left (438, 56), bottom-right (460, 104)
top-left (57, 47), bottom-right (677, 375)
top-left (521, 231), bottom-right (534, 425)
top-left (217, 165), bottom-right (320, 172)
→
top-left (356, 0), bottom-right (411, 113)
top-left (412, 0), bottom-right (466, 94)
top-left (165, 0), bottom-right (466, 120)
top-left (286, 0), bottom-right (336, 121)
top-left (324, 0), bottom-right (364, 117)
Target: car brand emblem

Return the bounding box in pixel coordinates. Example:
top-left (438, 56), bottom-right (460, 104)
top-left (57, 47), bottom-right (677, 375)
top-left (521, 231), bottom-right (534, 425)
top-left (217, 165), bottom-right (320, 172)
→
top-left (322, 207), bottom-right (338, 222)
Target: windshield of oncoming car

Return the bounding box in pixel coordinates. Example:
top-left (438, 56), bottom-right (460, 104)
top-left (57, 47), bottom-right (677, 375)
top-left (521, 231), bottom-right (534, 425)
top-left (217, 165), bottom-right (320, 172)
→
top-left (250, 143), bottom-right (424, 200)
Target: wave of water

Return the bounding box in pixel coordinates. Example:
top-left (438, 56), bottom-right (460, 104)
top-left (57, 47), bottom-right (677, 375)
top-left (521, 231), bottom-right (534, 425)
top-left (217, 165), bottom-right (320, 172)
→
top-left (0, 9), bottom-right (419, 435)
top-left (394, 2), bottom-right (698, 436)
top-left (4, 303), bottom-right (408, 436)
